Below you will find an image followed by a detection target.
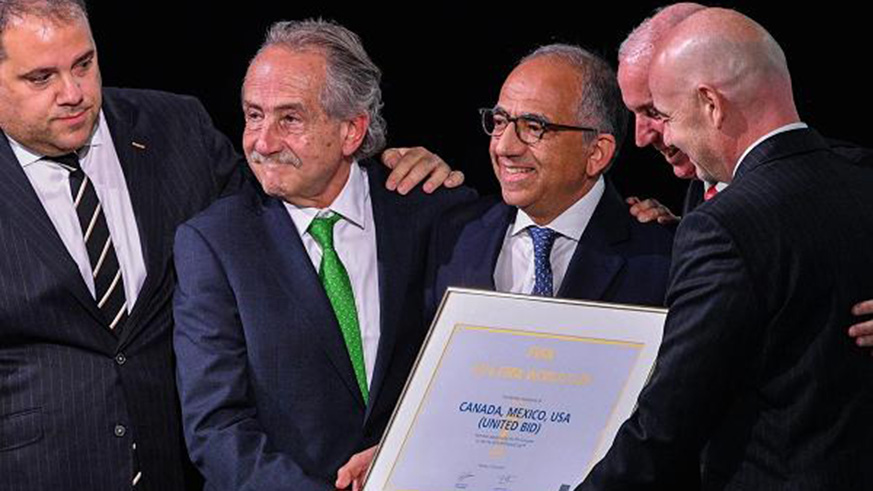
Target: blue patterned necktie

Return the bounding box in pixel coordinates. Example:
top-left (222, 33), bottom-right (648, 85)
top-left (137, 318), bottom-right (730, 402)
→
top-left (528, 226), bottom-right (559, 297)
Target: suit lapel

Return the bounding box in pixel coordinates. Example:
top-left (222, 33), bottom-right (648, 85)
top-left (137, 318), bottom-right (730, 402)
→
top-left (0, 133), bottom-right (110, 332)
top-left (735, 128), bottom-right (828, 181)
top-left (557, 181), bottom-right (627, 301)
top-left (258, 191), bottom-right (366, 408)
top-left (102, 94), bottom-right (168, 347)
top-left (464, 201), bottom-right (514, 290)
top-left (364, 170), bottom-right (408, 417)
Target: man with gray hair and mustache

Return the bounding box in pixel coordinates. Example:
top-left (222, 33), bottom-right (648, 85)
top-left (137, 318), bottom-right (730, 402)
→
top-left (172, 19), bottom-right (474, 491)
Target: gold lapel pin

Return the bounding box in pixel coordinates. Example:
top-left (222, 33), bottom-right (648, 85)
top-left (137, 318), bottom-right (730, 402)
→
top-left (131, 142), bottom-right (146, 150)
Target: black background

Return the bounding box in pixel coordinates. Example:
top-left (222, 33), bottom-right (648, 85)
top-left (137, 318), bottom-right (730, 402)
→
top-left (88, 2), bottom-right (868, 212)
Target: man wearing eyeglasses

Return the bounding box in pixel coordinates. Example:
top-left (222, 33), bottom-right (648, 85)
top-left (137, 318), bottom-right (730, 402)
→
top-left (425, 44), bottom-right (673, 318)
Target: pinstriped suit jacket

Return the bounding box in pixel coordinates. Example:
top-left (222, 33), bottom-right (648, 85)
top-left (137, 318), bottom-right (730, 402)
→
top-left (0, 88), bottom-right (242, 491)
top-left (578, 128), bottom-right (873, 490)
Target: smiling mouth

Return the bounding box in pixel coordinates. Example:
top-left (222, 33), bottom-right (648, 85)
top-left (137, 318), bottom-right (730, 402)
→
top-left (662, 146), bottom-right (680, 159)
top-left (504, 166), bottom-right (533, 175)
top-left (498, 163), bottom-right (536, 187)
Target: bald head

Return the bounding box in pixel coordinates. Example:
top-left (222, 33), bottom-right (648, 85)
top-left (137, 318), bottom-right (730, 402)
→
top-left (649, 8), bottom-right (800, 182)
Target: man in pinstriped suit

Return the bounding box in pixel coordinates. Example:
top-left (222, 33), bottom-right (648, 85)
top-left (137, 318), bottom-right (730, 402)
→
top-left (0, 1), bottom-right (244, 488)
top-left (577, 8), bottom-right (873, 490)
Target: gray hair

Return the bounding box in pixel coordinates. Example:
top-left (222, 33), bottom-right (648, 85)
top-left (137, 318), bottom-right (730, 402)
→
top-left (618, 3), bottom-right (706, 66)
top-left (0, 0), bottom-right (88, 61)
top-left (256, 19), bottom-right (386, 161)
top-left (521, 44), bottom-right (628, 162)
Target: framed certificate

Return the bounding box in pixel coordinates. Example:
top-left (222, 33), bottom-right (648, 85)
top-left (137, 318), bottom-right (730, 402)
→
top-left (364, 288), bottom-right (666, 491)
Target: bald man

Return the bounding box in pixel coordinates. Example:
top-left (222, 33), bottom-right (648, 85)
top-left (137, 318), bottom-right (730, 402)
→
top-left (618, 2), bottom-right (873, 353)
top-left (577, 8), bottom-right (873, 490)
top-left (619, 3), bottom-right (870, 218)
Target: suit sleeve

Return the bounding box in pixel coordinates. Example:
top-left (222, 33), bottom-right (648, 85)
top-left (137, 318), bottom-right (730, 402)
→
top-left (173, 224), bottom-right (331, 491)
top-left (423, 211), bottom-right (445, 326)
top-left (577, 210), bottom-right (766, 490)
top-left (191, 98), bottom-right (247, 197)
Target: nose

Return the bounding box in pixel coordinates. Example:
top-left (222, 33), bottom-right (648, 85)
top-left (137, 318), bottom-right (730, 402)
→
top-left (252, 121), bottom-right (282, 156)
top-left (661, 123), bottom-right (674, 149)
top-left (634, 115), bottom-right (658, 148)
top-left (493, 120), bottom-right (527, 157)
top-left (56, 73), bottom-right (84, 106)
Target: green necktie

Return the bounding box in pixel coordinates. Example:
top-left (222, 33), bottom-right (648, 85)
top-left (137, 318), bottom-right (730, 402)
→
top-left (309, 214), bottom-right (369, 403)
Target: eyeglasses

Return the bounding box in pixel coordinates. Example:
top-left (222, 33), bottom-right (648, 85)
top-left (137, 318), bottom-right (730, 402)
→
top-left (479, 107), bottom-right (599, 145)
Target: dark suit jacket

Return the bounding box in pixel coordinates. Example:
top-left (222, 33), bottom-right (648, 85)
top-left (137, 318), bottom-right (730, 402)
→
top-left (579, 128), bottom-right (873, 490)
top-left (681, 138), bottom-right (872, 216)
top-left (426, 179), bottom-right (674, 318)
top-left (172, 163), bottom-right (475, 491)
top-left (682, 179), bottom-right (706, 216)
top-left (0, 88), bottom-right (242, 490)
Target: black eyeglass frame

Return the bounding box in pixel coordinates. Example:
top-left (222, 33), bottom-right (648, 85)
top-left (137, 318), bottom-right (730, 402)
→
top-left (479, 107), bottom-right (600, 144)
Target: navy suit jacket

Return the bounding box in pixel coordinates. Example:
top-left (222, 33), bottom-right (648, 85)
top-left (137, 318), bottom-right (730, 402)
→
top-left (682, 179), bottom-right (706, 216)
top-left (173, 163), bottom-right (475, 491)
top-left (0, 88), bottom-right (242, 490)
top-left (426, 179), bottom-right (674, 318)
top-left (579, 129), bottom-right (873, 490)
top-left (681, 138), bottom-right (871, 217)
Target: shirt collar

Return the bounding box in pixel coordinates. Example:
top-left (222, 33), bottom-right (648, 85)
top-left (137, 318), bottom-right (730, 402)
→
top-left (733, 122), bottom-right (808, 179)
top-left (510, 175), bottom-right (606, 241)
top-left (285, 160), bottom-right (369, 237)
top-left (6, 109), bottom-right (105, 169)
top-left (705, 180), bottom-right (728, 193)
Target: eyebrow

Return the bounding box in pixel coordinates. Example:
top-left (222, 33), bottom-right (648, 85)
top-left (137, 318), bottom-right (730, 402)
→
top-left (19, 49), bottom-right (96, 81)
top-left (19, 67), bottom-right (54, 80)
top-left (72, 49), bottom-right (96, 66)
top-left (649, 105), bottom-right (670, 119)
top-left (493, 105), bottom-right (550, 122)
top-left (242, 101), bottom-right (306, 113)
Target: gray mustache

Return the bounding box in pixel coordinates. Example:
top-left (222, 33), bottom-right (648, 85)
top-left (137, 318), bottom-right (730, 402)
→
top-left (248, 150), bottom-right (302, 168)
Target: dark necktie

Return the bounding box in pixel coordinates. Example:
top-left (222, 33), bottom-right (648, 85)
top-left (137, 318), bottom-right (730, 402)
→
top-left (51, 153), bottom-right (128, 332)
top-left (309, 214), bottom-right (368, 402)
top-left (528, 226), bottom-right (559, 297)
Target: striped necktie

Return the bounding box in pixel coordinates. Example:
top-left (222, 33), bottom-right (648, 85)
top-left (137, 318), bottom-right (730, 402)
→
top-left (51, 153), bottom-right (128, 333)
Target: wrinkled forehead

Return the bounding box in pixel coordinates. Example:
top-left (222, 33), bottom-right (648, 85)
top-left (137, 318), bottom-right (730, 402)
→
top-left (243, 47), bottom-right (327, 106)
top-left (497, 58), bottom-right (582, 120)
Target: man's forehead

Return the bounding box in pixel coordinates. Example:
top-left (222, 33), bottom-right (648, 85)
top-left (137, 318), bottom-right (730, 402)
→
top-left (244, 48), bottom-right (326, 105)
top-left (4, 9), bottom-right (90, 38)
top-left (497, 59), bottom-right (581, 117)
top-left (1, 13), bottom-right (94, 66)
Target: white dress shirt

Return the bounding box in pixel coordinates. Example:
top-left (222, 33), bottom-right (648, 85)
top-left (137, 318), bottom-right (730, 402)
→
top-left (494, 176), bottom-right (606, 295)
top-left (285, 162), bottom-right (381, 386)
top-left (9, 110), bottom-right (146, 309)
